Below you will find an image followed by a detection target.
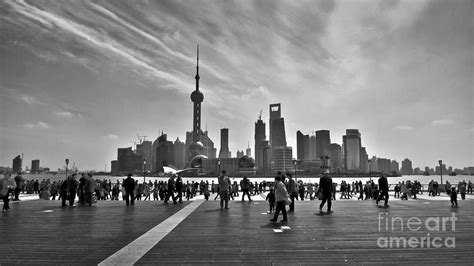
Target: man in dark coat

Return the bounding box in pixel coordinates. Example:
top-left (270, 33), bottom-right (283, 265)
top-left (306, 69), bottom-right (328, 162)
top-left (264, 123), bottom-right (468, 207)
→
top-left (164, 175), bottom-right (177, 204)
top-left (376, 174), bottom-right (390, 207)
top-left (13, 172), bottom-right (24, 201)
top-left (319, 173), bottom-right (334, 214)
top-left (122, 174), bottom-right (136, 206)
top-left (60, 174), bottom-right (78, 207)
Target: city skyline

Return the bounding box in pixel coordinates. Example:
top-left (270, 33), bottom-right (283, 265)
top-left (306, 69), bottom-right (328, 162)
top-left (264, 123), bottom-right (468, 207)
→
top-left (1, 0), bottom-right (472, 171)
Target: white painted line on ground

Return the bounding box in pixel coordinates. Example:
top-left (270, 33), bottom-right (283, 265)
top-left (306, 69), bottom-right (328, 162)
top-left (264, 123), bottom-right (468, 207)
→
top-left (281, 226), bottom-right (291, 230)
top-left (261, 212), bottom-right (268, 215)
top-left (42, 210), bottom-right (53, 213)
top-left (98, 200), bottom-right (204, 266)
top-left (273, 229), bottom-right (283, 233)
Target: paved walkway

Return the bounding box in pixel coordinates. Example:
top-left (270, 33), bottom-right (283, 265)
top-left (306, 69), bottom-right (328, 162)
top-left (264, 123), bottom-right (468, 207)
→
top-left (1, 192), bottom-right (473, 265)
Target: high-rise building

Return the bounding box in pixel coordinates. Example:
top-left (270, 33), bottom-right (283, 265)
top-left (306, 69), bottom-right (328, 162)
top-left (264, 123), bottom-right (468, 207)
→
top-left (377, 158), bottom-right (391, 173)
top-left (218, 128), bottom-right (230, 159)
top-left (117, 147), bottom-right (142, 173)
top-left (391, 160), bottom-right (399, 174)
top-left (31, 159), bottom-right (40, 173)
top-left (343, 129), bottom-right (361, 173)
top-left (309, 134), bottom-right (317, 160)
top-left (136, 141), bottom-right (152, 171)
top-left (236, 150), bottom-right (244, 158)
top-left (174, 138), bottom-right (186, 170)
top-left (401, 158), bottom-right (413, 175)
top-left (156, 133), bottom-right (175, 171)
top-left (360, 147), bottom-right (369, 173)
top-left (255, 116), bottom-right (267, 173)
top-left (316, 130), bottom-right (330, 159)
top-left (272, 146), bottom-right (293, 173)
top-left (328, 143), bottom-right (342, 172)
top-left (269, 103), bottom-right (287, 150)
top-left (12, 155), bottom-right (22, 173)
top-left (246, 146), bottom-right (251, 157)
top-left (296, 130), bottom-right (309, 160)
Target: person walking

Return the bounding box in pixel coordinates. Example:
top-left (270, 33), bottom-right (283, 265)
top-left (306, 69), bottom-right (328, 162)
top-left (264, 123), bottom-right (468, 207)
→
top-left (164, 175), bottom-right (177, 204)
top-left (218, 170), bottom-right (230, 209)
top-left (318, 173), bottom-right (334, 214)
top-left (376, 174), bottom-right (390, 207)
top-left (269, 175), bottom-right (289, 222)
top-left (13, 172), bottom-right (24, 201)
top-left (240, 176), bottom-right (252, 201)
top-left (84, 173), bottom-right (96, 206)
top-left (1, 172), bottom-right (17, 212)
top-left (122, 174), bottom-right (136, 206)
top-left (287, 174), bottom-right (298, 212)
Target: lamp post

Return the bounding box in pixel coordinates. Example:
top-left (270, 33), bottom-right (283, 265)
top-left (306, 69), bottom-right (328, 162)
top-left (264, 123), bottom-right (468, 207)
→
top-left (439, 160), bottom-right (443, 188)
top-left (368, 159), bottom-right (372, 181)
top-left (143, 158), bottom-right (147, 183)
top-left (65, 158), bottom-right (69, 179)
top-left (217, 159), bottom-right (221, 175)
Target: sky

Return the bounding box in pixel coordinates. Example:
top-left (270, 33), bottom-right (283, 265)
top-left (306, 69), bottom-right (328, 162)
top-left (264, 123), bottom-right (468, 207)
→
top-left (0, 0), bottom-right (473, 171)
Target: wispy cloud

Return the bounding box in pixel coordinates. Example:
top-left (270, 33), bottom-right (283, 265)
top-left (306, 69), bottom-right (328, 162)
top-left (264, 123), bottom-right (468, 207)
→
top-left (54, 111), bottom-right (82, 119)
top-left (24, 121), bottom-right (50, 129)
top-left (102, 134), bottom-right (119, 141)
top-left (432, 119), bottom-right (454, 126)
top-left (6, 0), bottom-right (193, 93)
top-left (19, 95), bottom-right (41, 105)
top-left (393, 125), bottom-right (414, 131)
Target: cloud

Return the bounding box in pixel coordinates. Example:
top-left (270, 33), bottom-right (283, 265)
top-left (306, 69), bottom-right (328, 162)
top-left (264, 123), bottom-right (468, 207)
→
top-left (6, 0), bottom-right (193, 93)
top-left (432, 119), bottom-right (454, 126)
top-left (102, 134), bottom-right (119, 141)
top-left (393, 125), bottom-right (414, 131)
top-left (19, 95), bottom-right (41, 105)
top-left (55, 111), bottom-right (82, 119)
top-left (24, 121), bottom-right (50, 129)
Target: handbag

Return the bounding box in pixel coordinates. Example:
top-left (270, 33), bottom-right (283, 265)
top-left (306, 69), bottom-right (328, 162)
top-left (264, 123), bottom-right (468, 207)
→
top-left (317, 191), bottom-right (323, 200)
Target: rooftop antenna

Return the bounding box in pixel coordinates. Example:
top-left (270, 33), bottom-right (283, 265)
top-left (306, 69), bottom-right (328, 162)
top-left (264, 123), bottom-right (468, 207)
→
top-left (258, 109), bottom-right (262, 120)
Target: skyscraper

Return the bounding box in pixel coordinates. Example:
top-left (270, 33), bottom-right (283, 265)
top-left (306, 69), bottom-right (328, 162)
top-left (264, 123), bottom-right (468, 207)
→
top-left (296, 130), bottom-right (309, 160)
top-left (343, 129), bottom-right (361, 172)
top-left (272, 146), bottom-right (293, 173)
top-left (136, 141), bottom-right (152, 171)
top-left (316, 130), bottom-right (330, 159)
top-left (174, 138), bottom-right (186, 170)
top-left (360, 147), bottom-right (369, 173)
top-left (401, 158), bottom-right (414, 175)
top-left (255, 116), bottom-right (267, 172)
top-left (31, 159), bottom-right (40, 173)
top-left (269, 103), bottom-right (287, 150)
top-left (328, 143), bottom-right (342, 171)
top-left (156, 133), bottom-right (175, 171)
top-left (12, 155), bottom-right (22, 173)
top-left (218, 128), bottom-right (230, 158)
top-left (309, 134), bottom-right (317, 160)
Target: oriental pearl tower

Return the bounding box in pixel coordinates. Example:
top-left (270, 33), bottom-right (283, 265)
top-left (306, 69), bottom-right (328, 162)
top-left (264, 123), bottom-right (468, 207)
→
top-left (188, 45), bottom-right (206, 167)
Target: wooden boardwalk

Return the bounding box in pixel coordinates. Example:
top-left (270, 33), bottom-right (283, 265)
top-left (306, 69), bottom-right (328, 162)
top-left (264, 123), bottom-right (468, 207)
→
top-left (1, 194), bottom-right (473, 265)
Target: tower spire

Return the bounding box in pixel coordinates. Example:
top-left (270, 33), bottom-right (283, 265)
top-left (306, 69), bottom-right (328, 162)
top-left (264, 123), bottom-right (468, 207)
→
top-left (195, 44), bottom-right (200, 85)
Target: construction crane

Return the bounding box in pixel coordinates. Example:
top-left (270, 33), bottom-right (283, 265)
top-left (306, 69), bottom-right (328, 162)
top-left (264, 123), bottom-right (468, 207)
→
top-left (136, 133), bottom-right (147, 144)
top-left (130, 141), bottom-right (137, 150)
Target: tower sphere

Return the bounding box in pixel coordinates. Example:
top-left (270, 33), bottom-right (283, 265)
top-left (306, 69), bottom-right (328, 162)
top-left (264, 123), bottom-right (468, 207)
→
top-left (191, 90), bottom-right (203, 103)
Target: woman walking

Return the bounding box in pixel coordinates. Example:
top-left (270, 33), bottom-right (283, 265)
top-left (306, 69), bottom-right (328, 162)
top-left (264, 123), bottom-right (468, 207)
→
top-left (269, 175), bottom-right (289, 223)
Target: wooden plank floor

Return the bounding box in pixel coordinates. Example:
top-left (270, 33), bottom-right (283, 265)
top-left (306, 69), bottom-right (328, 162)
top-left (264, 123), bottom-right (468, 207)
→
top-left (1, 194), bottom-right (473, 265)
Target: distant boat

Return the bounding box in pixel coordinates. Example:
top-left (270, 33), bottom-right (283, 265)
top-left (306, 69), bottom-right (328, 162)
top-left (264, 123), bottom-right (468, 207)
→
top-left (448, 172), bottom-right (457, 176)
top-left (423, 171), bottom-right (430, 176)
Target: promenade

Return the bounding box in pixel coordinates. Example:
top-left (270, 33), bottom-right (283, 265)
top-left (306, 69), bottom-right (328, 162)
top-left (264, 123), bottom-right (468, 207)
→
top-left (1, 192), bottom-right (473, 265)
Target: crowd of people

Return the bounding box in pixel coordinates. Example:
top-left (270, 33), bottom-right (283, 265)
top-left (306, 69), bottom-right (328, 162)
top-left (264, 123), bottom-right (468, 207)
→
top-left (1, 171), bottom-right (472, 214)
